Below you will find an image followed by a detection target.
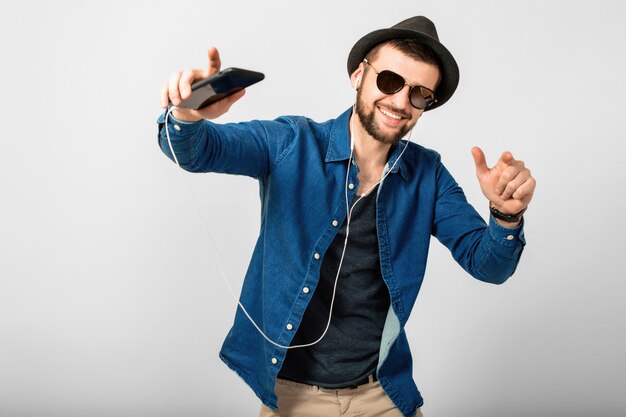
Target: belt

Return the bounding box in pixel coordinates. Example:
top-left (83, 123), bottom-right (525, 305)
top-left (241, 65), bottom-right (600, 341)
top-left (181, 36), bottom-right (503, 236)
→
top-left (279, 372), bottom-right (377, 390)
top-left (321, 373), bottom-right (377, 390)
top-left (348, 372), bottom-right (377, 389)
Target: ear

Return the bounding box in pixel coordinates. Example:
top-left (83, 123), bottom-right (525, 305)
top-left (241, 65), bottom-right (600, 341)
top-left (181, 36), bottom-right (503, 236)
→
top-left (350, 64), bottom-right (365, 90)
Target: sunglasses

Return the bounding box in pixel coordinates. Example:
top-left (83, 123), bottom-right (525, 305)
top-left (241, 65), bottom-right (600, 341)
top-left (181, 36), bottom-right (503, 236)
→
top-left (363, 59), bottom-right (437, 110)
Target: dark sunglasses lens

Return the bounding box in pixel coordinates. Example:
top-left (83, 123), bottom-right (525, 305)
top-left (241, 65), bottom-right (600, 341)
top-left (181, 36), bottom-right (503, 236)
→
top-left (376, 71), bottom-right (404, 94)
top-left (410, 87), bottom-right (435, 109)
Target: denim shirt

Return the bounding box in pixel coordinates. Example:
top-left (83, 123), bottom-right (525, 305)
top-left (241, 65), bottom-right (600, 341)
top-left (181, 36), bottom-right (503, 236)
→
top-left (157, 108), bottom-right (525, 417)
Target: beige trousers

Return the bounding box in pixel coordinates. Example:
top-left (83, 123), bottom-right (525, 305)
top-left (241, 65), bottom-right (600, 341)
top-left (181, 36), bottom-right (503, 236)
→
top-left (260, 376), bottom-right (424, 417)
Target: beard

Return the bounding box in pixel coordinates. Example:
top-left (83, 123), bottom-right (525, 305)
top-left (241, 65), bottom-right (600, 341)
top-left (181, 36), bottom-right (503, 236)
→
top-left (355, 89), bottom-right (413, 145)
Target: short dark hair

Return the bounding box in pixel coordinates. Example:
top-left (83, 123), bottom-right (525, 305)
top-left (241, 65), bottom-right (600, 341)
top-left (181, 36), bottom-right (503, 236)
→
top-left (365, 38), bottom-right (440, 70)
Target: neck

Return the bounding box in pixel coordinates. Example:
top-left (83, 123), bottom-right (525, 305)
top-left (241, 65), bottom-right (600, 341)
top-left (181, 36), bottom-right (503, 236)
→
top-left (349, 113), bottom-right (391, 172)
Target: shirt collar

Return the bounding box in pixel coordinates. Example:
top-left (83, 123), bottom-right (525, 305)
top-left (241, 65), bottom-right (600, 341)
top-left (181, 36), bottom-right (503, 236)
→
top-left (325, 107), bottom-right (409, 181)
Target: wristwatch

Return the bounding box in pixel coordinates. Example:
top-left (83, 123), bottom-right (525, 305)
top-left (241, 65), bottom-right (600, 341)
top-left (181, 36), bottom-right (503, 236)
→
top-left (489, 203), bottom-right (526, 223)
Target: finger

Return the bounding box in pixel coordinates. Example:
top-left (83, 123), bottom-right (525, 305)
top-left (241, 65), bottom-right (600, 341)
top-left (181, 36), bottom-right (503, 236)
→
top-left (160, 83), bottom-right (169, 108)
top-left (495, 162), bottom-right (525, 196)
top-left (168, 71), bottom-right (183, 106)
top-left (179, 69), bottom-right (207, 100)
top-left (496, 151), bottom-right (515, 169)
top-left (207, 47), bottom-right (222, 76)
top-left (471, 146), bottom-right (489, 177)
top-left (500, 169), bottom-right (531, 200)
top-left (512, 176), bottom-right (536, 200)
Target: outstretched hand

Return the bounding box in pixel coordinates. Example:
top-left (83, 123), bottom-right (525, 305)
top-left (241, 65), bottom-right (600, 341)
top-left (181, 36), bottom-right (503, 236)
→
top-left (471, 147), bottom-right (536, 217)
top-left (159, 47), bottom-right (246, 122)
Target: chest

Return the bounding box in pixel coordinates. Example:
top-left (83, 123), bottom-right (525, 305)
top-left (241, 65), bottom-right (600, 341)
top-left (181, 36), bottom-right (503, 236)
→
top-left (356, 167), bottom-right (385, 196)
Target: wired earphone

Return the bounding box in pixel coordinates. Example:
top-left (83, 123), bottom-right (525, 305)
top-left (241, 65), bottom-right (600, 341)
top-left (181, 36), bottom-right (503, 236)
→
top-left (164, 95), bottom-right (412, 350)
top-left (354, 76), bottom-right (362, 91)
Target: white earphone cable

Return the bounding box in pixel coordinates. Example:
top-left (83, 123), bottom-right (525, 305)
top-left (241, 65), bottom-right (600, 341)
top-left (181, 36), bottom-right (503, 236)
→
top-left (164, 105), bottom-right (411, 349)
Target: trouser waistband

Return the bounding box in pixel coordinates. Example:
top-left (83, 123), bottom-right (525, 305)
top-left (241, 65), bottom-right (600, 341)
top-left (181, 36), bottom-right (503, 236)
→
top-left (279, 373), bottom-right (377, 390)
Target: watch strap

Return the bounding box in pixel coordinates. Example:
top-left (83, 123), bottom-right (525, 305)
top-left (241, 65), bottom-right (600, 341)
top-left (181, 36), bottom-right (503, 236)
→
top-left (489, 204), bottom-right (526, 223)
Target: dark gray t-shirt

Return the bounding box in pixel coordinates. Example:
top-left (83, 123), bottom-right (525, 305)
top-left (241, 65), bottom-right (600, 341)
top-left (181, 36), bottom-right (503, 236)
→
top-left (278, 185), bottom-right (391, 388)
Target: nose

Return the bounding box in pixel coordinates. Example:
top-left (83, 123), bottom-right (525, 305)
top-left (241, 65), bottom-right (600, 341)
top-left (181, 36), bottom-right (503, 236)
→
top-left (388, 84), bottom-right (413, 110)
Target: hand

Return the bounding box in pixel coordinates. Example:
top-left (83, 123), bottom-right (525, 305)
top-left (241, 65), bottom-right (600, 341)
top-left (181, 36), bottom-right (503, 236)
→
top-left (159, 47), bottom-right (246, 122)
top-left (471, 147), bottom-right (536, 216)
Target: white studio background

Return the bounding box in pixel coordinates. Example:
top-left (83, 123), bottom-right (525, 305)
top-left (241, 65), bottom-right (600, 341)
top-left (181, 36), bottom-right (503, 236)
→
top-left (0, 1), bottom-right (624, 416)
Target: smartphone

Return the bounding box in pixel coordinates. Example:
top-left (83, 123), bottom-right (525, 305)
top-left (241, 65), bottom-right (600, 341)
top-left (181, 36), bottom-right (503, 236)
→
top-left (176, 67), bottom-right (265, 110)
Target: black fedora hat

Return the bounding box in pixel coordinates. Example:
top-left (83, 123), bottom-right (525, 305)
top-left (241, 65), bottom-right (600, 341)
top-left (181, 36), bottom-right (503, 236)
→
top-left (347, 16), bottom-right (459, 111)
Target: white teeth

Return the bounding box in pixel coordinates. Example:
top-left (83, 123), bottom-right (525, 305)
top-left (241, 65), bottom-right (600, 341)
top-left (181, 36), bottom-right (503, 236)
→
top-left (380, 107), bottom-right (401, 120)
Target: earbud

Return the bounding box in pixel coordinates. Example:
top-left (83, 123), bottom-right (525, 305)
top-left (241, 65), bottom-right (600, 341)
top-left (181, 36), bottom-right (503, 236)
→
top-left (354, 76), bottom-right (361, 91)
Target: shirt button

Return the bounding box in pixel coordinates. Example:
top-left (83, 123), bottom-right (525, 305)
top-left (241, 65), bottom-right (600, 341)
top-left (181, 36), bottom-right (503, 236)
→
top-left (506, 235), bottom-right (515, 241)
top-left (271, 358), bottom-right (278, 365)
top-left (173, 124), bottom-right (181, 131)
top-left (302, 287), bottom-right (310, 294)
top-left (314, 253), bottom-right (320, 260)
top-left (332, 220), bottom-right (338, 227)
top-left (348, 183), bottom-right (355, 190)
top-left (286, 323), bottom-right (293, 330)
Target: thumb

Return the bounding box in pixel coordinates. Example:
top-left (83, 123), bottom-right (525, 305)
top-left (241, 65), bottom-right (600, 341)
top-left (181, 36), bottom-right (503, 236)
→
top-left (221, 88), bottom-right (246, 110)
top-left (207, 47), bottom-right (222, 76)
top-left (197, 89), bottom-right (246, 120)
top-left (471, 146), bottom-right (489, 176)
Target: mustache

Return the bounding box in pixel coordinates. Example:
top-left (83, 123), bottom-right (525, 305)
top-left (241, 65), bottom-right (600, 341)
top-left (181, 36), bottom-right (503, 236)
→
top-left (376, 102), bottom-right (411, 119)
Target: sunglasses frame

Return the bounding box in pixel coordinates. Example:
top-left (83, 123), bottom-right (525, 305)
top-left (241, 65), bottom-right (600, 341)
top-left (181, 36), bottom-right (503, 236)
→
top-left (362, 58), bottom-right (437, 110)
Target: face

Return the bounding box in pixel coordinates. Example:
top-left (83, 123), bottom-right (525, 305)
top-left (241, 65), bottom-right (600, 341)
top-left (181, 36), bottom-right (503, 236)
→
top-left (353, 45), bottom-right (441, 145)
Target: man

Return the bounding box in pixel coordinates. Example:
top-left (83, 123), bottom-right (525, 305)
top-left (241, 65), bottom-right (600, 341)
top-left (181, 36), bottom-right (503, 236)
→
top-left (157, 16), bottom-right (535, 417)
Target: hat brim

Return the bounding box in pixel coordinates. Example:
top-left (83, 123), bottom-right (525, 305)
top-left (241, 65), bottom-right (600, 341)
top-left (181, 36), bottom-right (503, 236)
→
top-left (347, 28), bottom-right (459, 111)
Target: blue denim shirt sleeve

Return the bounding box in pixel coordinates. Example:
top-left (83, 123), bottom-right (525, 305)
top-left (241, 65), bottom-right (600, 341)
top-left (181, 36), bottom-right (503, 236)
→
top-left (432, 160), bottom-right (526, 284)
top-left (156, 110), bottom-right (298, 180)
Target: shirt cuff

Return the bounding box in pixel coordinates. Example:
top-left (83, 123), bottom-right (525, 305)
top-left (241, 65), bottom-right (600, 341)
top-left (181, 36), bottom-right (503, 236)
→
top-left (157, 108), bottom-right (204, 140)
top-left (488, 215), bottom-right (526, 247)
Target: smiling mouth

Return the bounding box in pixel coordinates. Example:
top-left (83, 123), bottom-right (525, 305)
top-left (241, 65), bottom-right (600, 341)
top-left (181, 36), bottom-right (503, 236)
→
top-left (377, 105), bottom-right (408, 122)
